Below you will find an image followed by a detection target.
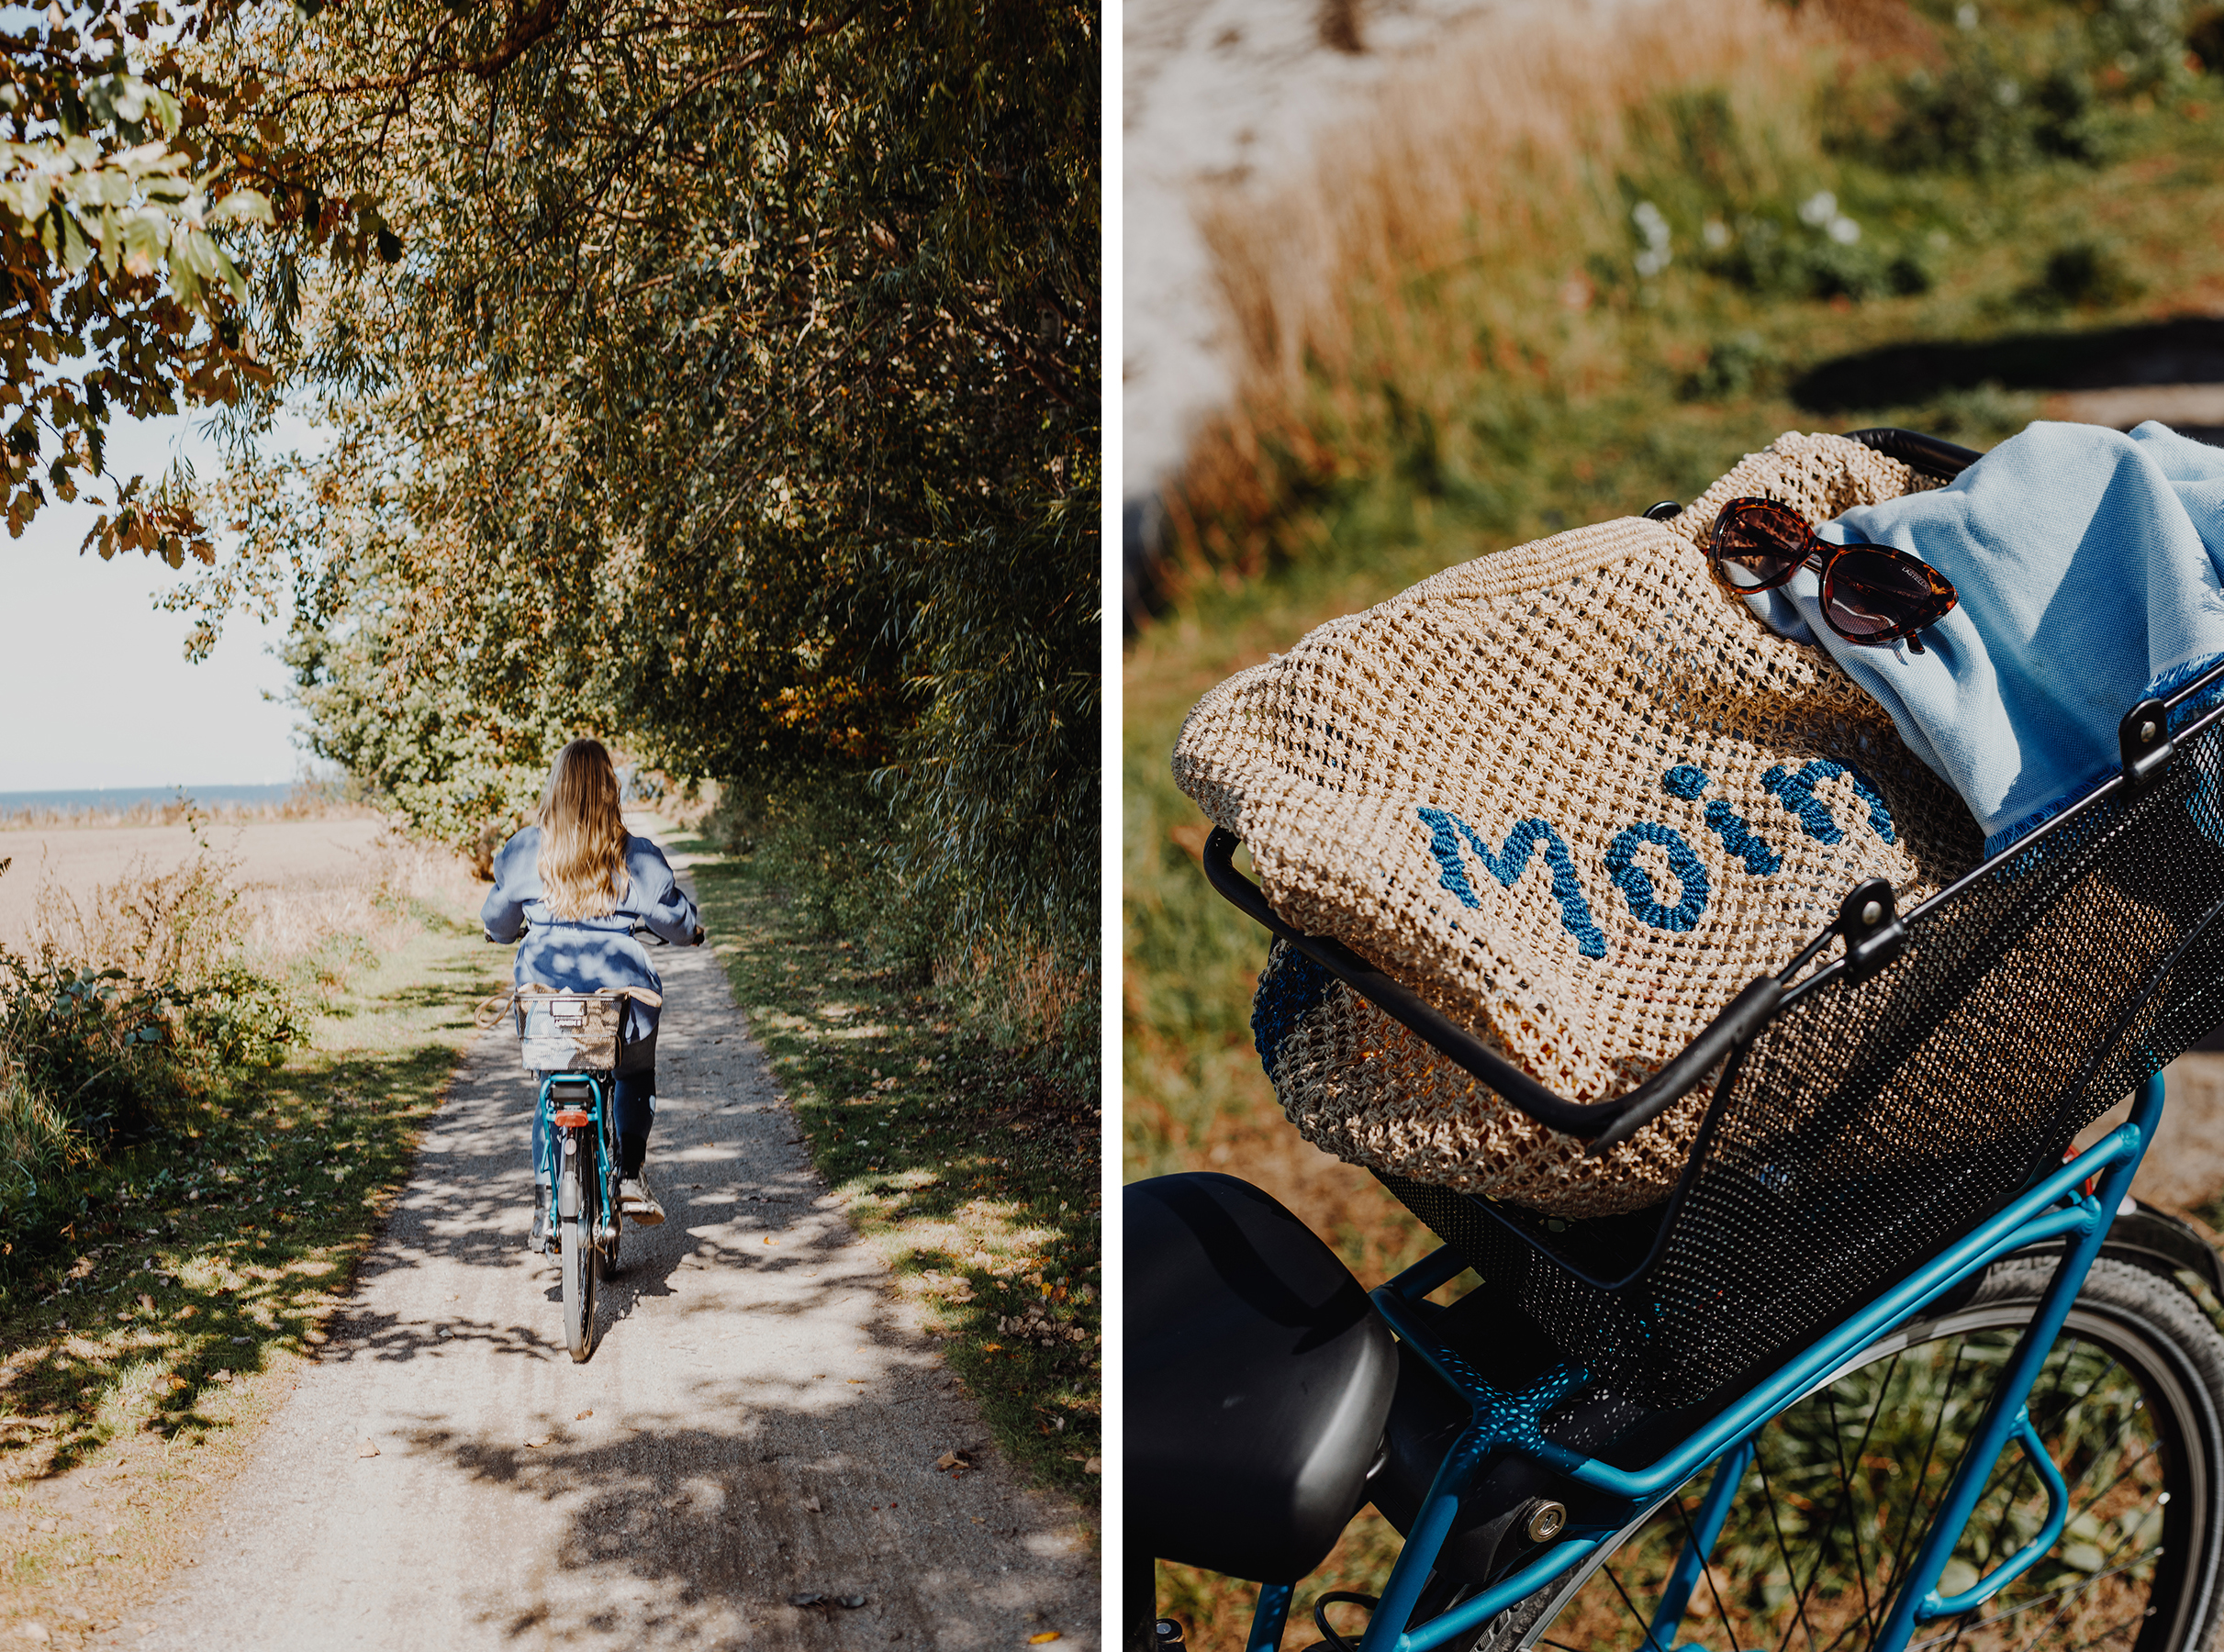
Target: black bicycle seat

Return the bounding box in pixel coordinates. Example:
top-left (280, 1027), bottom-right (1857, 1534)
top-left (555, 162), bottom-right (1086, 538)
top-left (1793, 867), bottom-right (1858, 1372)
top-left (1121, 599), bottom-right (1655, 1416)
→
top-left (1125, 1173), bottom-right (1398, 1583)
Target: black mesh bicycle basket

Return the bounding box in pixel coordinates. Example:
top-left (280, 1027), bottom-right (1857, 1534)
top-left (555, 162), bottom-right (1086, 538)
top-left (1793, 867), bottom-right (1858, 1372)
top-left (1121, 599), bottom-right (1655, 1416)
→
top-left (1206, 507), bottom-right (2224, 1424)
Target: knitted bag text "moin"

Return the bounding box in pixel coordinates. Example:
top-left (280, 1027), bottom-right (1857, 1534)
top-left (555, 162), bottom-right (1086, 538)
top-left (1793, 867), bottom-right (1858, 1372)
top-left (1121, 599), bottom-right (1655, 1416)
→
top-left (1173, 433), bottom-right (1983, 1216)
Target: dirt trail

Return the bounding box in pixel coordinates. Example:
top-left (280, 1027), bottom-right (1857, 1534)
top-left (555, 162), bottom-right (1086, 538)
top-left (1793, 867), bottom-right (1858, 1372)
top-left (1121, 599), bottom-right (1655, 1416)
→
top-left (114, 881), bottom-right (1096, 1649)
top-left (1122, 0), bottom-right (1523, 504)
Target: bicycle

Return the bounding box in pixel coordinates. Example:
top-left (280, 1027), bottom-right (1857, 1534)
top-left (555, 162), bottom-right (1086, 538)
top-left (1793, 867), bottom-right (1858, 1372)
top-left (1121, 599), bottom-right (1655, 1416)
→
top-left (1128, 428), bottom-right (2224, 1652)
top-left (478, 927), bottom-right (673, 1363)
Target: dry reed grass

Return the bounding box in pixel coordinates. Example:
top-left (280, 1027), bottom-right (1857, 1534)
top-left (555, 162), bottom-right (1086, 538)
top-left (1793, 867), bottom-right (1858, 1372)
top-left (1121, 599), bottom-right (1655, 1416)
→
top-left (1200, 0), bottom-right (1836, 396)
top-left (1164, 0), bottom-right (1906, 590)
top-left (0, 794), bottom-right (377, 832)
top-left (27, 830), bottom-right (477, 988)
top-left (238, 834), bottom-right (477, 966)
top-left (937, 937), bottom-right (1098, 1066)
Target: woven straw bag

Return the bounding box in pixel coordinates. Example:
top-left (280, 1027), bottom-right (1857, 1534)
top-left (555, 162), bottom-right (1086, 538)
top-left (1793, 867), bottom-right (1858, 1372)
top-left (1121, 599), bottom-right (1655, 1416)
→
top-left (472, 982), bottom-right (663, 1073)
top-left (1174, 432), bottom-right (1985, 1216)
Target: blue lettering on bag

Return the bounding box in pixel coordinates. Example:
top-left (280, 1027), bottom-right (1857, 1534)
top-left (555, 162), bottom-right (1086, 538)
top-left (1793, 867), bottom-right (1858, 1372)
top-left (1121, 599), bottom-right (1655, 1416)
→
top-left (1760, 759), bottom-right (1896, 845)
top-left (1604, 822), bottom-right (1711, 931)
top-left (1660, 765), bottom-right (1783, 876)
top-left (1252, 944), bottom-right (1336, 1083)
top-left (1417, 806), bottom-right (1607, 959)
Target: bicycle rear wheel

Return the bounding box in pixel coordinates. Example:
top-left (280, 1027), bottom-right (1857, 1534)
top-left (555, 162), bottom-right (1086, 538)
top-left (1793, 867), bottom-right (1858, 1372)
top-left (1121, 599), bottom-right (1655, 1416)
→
top-left (559, 1145), bottom-right (598, 1362)
top-left (1470, 1256), bottom-right (2224, 1652)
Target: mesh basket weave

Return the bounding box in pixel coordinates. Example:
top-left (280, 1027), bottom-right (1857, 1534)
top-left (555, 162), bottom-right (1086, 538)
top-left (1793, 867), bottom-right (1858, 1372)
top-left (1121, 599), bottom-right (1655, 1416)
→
top-left (1382, 710), bottom-right (2224, 1412)
top-left (1175, 432), bottom-right (1980, 1214)
top-left (471, 983), bottom-right (661, 1072)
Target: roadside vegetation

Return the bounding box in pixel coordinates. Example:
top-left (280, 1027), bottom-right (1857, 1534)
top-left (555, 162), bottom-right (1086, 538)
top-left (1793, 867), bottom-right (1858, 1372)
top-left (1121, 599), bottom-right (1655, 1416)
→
top-left (0, 835), bottom-right (499, 1633)
top-left (1130, 0), bottom-right (2224, 1638)
top-left (2, 0), bottom-right (1100, 1205)
top-left (673, 798), bottom-right (1101, 1507)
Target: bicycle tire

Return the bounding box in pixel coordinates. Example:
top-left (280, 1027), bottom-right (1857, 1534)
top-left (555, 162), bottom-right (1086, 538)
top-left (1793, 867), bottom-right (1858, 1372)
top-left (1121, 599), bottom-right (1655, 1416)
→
top-left (1453, 1256), bottom-right (2224, 1652)
top-left (560, 1144), bottom-right (598, 1363)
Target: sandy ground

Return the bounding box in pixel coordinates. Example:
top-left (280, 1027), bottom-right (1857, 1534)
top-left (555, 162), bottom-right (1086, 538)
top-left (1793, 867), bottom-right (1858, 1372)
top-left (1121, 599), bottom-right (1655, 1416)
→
top-left (1121, 0), bottom-right (1548, 506)
top-left (96, 876), bottom-right (1096, 1650)
top-left (0, 818), bottom-right (391, 952)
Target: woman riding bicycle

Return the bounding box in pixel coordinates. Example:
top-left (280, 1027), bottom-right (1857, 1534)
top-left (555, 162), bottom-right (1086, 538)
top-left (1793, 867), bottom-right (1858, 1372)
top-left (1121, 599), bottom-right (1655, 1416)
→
top-left (481, 738), bottom-right (704, 1246)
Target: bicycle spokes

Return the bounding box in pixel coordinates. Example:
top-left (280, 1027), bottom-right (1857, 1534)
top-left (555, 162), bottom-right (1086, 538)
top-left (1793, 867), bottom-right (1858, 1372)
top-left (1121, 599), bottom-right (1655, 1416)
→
top-left (1540, 1331), bottom-right (2174, 1652)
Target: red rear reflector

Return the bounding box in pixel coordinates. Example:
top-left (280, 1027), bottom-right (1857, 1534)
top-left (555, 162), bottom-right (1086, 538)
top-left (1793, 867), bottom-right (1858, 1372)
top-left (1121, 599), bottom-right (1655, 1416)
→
top-left (549, 1110), bottom-right (593, 1128)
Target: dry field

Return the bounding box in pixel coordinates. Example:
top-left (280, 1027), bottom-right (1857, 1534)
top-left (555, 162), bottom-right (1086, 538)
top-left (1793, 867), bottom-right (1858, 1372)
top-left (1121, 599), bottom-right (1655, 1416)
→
top-left (0, 818), bottom-right (423, 960)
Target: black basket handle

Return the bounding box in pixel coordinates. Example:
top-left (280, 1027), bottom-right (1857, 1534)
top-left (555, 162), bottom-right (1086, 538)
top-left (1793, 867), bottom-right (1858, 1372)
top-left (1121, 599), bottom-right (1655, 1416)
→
top-left (1842, 427), bottom-right (1983, 481)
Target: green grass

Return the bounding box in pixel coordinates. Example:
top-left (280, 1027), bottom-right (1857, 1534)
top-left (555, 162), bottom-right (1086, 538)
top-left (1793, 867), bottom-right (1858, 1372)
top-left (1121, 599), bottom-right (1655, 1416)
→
top-left (672, 828), bottom-right (1102, 1513)
top-left (0, 897), bottom-right (504, 1618)
top-left (1130, 18), bottom-right (2224, 1647)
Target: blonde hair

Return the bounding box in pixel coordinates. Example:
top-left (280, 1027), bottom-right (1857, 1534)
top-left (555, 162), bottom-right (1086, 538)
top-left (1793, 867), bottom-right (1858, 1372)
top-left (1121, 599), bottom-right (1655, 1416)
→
top-left (536, 739), bottom-right (631, 921)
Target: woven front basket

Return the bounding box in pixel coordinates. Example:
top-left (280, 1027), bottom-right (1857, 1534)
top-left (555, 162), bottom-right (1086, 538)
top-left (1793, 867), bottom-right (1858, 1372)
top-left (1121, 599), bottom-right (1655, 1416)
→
top-left (1174, 432), bottom-right (1985, 1216)
top-left (472, 983), bottom-right (662, 1073)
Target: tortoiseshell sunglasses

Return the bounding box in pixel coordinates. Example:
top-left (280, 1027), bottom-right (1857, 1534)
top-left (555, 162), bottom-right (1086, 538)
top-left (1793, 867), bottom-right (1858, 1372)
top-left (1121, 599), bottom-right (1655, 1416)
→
top-left (1707, 497), bottom-right (1959, 653)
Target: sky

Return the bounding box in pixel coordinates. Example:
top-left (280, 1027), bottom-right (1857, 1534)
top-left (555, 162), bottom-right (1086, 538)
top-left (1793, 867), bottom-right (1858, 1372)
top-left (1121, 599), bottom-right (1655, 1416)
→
top-left (0, 411), bottom-right (307, 793)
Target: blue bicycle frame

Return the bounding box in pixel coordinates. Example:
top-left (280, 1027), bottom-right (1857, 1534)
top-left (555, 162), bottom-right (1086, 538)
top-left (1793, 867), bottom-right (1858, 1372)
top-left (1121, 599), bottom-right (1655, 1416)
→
top-left (537, 1071), bottom-right (615, 1233)
top-left (1246, 1070), bottom-right (2168, 1652)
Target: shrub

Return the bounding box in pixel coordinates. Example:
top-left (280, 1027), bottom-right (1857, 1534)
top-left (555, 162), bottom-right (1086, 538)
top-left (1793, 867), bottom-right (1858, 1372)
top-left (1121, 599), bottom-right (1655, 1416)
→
top-left (705, 771), bottom-right (1096, 1084)
top-left (2033, 239), bottom-right (2146, 307)
top-left (174, 964), bottom-right (306, 1069)
top-left (0, 841), bottom-right (309, 1250)
top-left (707, 770), bottom-right (952, 981)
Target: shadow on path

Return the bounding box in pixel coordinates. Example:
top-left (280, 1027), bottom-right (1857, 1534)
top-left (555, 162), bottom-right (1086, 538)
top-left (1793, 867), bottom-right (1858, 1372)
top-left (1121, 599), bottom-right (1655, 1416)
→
top-left (1793, 314), bottom-right (2224, 418)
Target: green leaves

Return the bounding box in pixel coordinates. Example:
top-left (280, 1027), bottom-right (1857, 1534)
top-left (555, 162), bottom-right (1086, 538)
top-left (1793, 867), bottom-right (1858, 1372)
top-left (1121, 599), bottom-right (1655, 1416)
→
top-left (205, 189), bottom-right (274, 229)
top-left (0, 17), bottom-right (273, 558)
top-left (78, 73), bottom-right (179, 138)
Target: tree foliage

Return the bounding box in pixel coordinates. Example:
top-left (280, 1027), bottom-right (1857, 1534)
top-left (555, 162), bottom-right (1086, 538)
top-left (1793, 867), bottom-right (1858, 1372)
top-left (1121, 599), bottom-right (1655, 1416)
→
top-left (0, 5), bottom-right (276, 559)
top-left (164, 0), bottom-right (1100, 977)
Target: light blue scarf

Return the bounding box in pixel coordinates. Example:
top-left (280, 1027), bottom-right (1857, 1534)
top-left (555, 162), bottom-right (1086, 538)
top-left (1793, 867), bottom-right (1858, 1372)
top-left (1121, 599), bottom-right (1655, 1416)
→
top-left (1738, 420), bottom-right (2224, 854)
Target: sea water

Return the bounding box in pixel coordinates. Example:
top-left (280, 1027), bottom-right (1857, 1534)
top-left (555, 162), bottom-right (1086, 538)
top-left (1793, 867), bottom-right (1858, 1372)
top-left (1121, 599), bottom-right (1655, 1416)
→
top-left (0, 784), bottom-right (299, 820)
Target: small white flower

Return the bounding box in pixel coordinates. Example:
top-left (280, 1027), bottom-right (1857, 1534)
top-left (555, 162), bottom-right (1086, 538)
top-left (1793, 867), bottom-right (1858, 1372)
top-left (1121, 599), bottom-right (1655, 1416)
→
top-left (1703, 219), bottom-right (1731, 250)
top-left (1995, 78), bottom-right (2021, 106)
top-left (1798, 190), bottom-right (1838, 228)
top-left (1632, 201), bottom-right (1671, 277)
top-left (1827, 216), bottom-right (1861, 245)
top-left (1956, 3), bottom-right (1979, 29)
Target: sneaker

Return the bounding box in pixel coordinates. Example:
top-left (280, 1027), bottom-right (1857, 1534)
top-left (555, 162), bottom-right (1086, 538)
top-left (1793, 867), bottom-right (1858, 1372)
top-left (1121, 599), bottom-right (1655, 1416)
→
top-left (619, 1174), bottom-right (665, 1227)
top-left (530, 1182), bottom-right (554, 1252)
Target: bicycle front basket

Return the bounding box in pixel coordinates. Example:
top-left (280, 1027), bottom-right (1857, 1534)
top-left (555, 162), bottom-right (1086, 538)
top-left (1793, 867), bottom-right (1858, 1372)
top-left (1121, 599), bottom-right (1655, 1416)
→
top-left (1179, 430), bottom-right (1979, 1217)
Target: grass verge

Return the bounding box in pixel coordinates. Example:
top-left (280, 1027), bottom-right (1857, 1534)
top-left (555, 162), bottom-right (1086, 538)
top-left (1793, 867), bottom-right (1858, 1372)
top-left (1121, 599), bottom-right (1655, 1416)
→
top-left (670, 827), bottom-right (1103, 1514)
top-left (0, 899), bottom-right (503, 1644)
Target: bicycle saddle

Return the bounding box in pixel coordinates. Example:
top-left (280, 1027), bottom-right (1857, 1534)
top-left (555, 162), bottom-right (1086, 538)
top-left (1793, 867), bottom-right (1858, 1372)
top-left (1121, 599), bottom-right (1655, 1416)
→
top-left (1125, 1172), bottom-right (1398, 1583)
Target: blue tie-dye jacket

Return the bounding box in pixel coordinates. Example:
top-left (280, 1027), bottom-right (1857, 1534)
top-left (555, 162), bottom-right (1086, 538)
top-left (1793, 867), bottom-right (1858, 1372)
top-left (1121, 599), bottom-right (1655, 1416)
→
top-left (480, 828), bottom-right (700, 1041)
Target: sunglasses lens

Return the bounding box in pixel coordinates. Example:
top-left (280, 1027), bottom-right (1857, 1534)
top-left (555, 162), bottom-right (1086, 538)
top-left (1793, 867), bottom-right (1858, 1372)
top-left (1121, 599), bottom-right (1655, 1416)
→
top-left (1711, 502), bottom-right (1806, 591)
top-left (1821, 546), bottom-right (1952, 642)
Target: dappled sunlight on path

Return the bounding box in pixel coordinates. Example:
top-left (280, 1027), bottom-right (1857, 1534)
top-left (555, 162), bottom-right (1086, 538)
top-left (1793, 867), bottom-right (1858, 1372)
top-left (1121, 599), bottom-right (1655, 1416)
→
top-left (124, 893), bottom-right (1096, 1649)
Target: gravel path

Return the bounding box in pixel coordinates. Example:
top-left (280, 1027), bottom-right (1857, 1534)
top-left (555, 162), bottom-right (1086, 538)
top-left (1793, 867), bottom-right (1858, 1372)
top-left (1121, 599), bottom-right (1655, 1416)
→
top-left (121, 896), bottom-right (1097, 1649)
